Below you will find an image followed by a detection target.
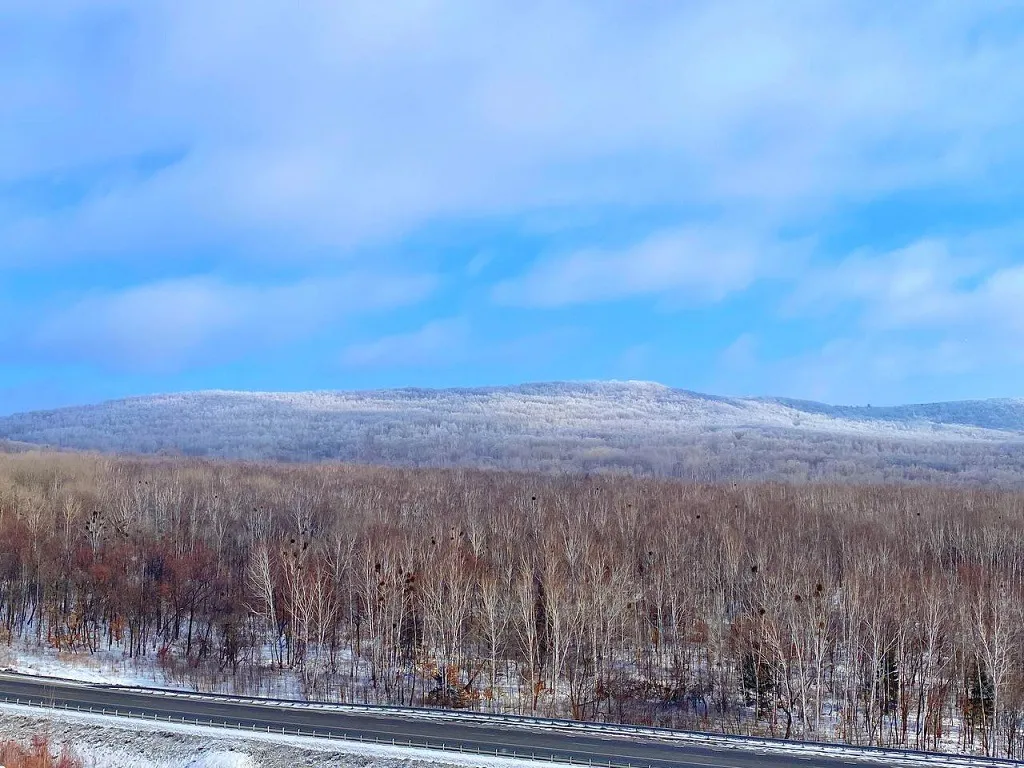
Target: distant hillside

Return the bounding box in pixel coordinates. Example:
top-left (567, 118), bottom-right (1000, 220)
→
top-left (2, 382), bottom-right (1024, 485)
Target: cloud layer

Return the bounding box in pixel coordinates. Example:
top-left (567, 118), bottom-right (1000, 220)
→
top-left (29, 272), bottom-right (435, 371)
top-left (1, 1), bottom-right (1022, 402)
top-left (493, 227), bottom-right (769, 307)
top-left (4, 1), bottom-right (1022, 262)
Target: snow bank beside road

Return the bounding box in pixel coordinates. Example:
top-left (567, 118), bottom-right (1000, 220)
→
top-left (0, 641), bottom-right (309, 702)
top-left (1, 643), bottom-right (168, 688)
top-left (0, 702), bottom-right (548, 768)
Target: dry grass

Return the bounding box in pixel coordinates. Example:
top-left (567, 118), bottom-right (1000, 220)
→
top-left (0, 735), bottom-right (82, 768)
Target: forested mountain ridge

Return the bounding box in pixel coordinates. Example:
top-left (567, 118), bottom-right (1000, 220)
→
top-left (2, 382), bottom-right (1024, 484)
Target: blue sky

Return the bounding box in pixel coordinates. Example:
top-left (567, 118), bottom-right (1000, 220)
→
top-left (2, 1), bottom-right (1024, 414)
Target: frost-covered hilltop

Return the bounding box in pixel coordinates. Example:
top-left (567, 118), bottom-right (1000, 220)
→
top-left (2, 381), bottom-right (1024, 484)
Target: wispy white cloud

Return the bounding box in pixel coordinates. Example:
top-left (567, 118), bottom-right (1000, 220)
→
top-left (465, 251), bottom-right (493, 277)
top-left (340, 318), bottom-right (470, 368)
top-left (30, 272), bottom-right (435, 371)
top-left (719, 333), bottom-right (758, 371)
top-left (2, 1), bottom-right (1023, 398)
top-left (618, 343), bottom-right (655, 375)
top-left (492, 227), bottom-right (780, 307)
top-left (340, 318), bottom-right (583, 369)
top-left (1, 1), bottom-right (1022, 263)
top-left (790, 234), bottom-right (1024, 334)
top-left (767, 335), bottom-right (1017, 405)
top-left (766, 231), bottom-right (1024, 401)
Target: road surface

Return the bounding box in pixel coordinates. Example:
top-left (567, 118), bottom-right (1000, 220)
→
top-left (0, 673), bottom-right (989, 767)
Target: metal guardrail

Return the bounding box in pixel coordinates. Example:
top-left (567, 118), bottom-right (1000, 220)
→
top-left (99, 682), bottom-right (1018, 768)
top-left (1, 677), bottom-right (1018, 768)
top-left (0, 695), bottom-right (636, 767)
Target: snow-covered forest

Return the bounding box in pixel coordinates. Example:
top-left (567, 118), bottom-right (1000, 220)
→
top-left (2, 383), bottom-right (1024, 486)
top-left (1, 450), bottom-right (1022, 759)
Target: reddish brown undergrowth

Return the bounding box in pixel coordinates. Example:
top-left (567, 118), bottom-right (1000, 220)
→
top-left (0, 735), bottom-right (82, 768)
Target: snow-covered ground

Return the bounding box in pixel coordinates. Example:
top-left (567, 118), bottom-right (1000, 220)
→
top-left (0, 641), bottom-right (167, 688)
top-left (1, 699), bottom-right (1014, 768)
top-left (0, 640), bottom-right (308, 700)
top-left (4, 382), bottom-right (1024, 468)
top-left (0, 703), bottom-right (553, 768)
top-left (0, 642), bottom-right (992, 761)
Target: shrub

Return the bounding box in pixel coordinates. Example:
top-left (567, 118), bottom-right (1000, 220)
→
top-left (0, 735), bottom-right (83, 768)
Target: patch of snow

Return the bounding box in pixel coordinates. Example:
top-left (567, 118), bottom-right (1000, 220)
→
top-left (183, 754), bottom-right (255, 768)
top-left (1, 642), bottom-right (167, 688)
top-left (0, 702), bottom-right (562, 768)
top-left (0, 641), bottom-right (309, 700)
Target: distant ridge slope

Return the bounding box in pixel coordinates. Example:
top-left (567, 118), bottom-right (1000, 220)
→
top-left (2, 382), bottom-right (1024, 485)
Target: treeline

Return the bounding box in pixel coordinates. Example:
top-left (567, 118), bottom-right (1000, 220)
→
top-left (0, 451), bottom-right (1022, 758)
top-left (5, 387), bottom-right (1024, 487)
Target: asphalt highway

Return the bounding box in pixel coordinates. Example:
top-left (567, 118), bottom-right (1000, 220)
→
top-left (0, 673), bottom-right (978, 767)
